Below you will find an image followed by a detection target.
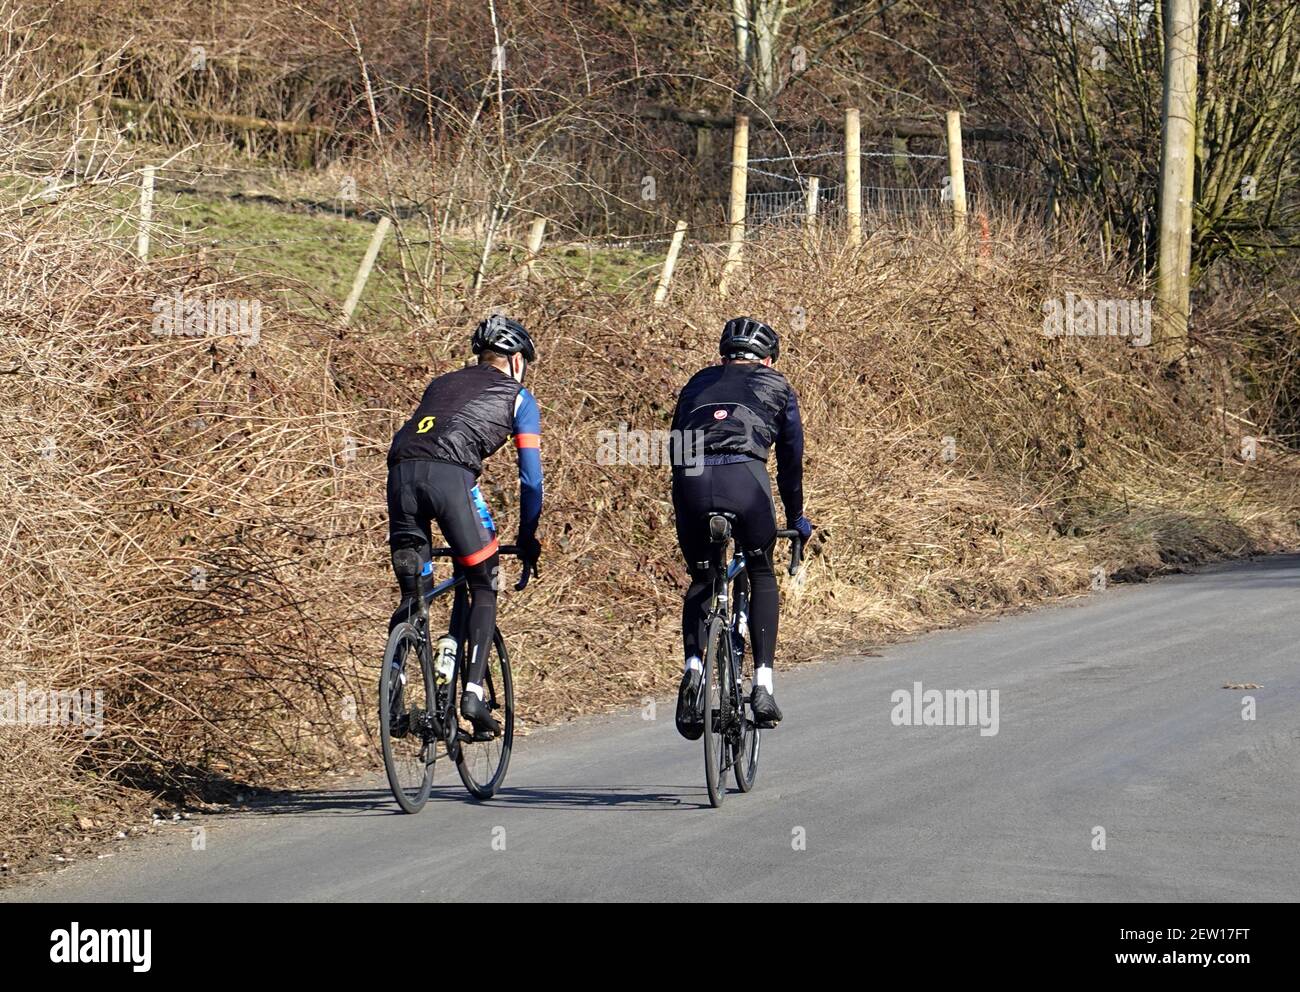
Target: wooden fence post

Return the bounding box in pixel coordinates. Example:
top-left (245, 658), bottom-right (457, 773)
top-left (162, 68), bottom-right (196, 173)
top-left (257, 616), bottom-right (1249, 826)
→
top-left (524, 216), bottom-right (547, 280)
top-left (654, 220), bottom-right (688, 306)
top-left (342, 215), bottom-right (392, 322)
top-left (471, 202), bottom-right (503, 295)
top-left (804, 176), bottom-right (820, 238)
top-left (137, 165), bottom-right (155, 261)
top-left (891, 135), bottom-right (910, 186)
top-left (720, 113), bottom-right (749, 296)
top-left (695, 127), bottom-right (714, 173)
top-left (945, 110), bottom-right (968, 238)
top-left (845, 108), bottom-right (862, 247)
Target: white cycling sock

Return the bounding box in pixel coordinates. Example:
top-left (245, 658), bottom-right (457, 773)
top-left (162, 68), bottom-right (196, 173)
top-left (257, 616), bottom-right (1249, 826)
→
top-left (755, 666), bottom-right (773, 692)
top-left (464, 681), bottom-right (484, 700)
top-left (684, 655), bottom-right (702, 674)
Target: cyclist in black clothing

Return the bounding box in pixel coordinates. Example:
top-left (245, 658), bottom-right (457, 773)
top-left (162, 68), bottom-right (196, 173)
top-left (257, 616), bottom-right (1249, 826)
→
top-left (386, 316), bottom-right (543, 739)
top-left (670, 316), bottom-right (813, 740)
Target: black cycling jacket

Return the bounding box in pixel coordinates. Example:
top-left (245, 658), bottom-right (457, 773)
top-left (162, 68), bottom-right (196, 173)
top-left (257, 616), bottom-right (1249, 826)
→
top-left (670, 362), bottom-right (805, 524)
top-left (388, 363), bottom-right (522, 475)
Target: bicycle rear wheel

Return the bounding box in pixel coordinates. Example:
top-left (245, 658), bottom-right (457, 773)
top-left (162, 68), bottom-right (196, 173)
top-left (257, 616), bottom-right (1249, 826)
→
top-left (730, 572), bottom-right (760, 792)
top-left (380, 622), bottom-right (437, 813)
top-left (455, 627), bottom-right (514, 799)
top-left (702, 614), bottom-right (731, 808)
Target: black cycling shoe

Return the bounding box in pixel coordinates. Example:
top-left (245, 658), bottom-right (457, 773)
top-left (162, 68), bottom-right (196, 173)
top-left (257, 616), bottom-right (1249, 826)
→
top-left (675, 668), bottom-right (705, 740)
top-left (460, 691), bottom-right (501, 741)
top-left (750, 685), bottom-right (783, 728)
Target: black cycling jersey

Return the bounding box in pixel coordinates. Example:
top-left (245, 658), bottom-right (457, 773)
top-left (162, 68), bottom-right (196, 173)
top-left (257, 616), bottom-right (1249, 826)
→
top-left (670, 362), bottom-right (805, 525)
top-left (670, 362), bottom-right (807, 674)
top-left (388, 363), bottom-right (522, 476)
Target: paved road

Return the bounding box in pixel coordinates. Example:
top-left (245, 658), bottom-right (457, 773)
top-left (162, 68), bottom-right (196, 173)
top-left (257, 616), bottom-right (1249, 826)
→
top-left (9, 555), bottom-right (1300, 902)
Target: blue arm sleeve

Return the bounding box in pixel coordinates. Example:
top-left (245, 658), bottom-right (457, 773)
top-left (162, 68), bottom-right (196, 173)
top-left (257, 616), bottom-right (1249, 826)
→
top-left (513, 388), bottom-right (543, 538)
top-left (774, 385), bottom-right (805, 525)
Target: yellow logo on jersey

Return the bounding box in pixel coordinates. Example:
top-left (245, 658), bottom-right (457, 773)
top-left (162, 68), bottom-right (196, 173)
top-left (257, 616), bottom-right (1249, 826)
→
top-left (416, 415), bottom-right (436, 433)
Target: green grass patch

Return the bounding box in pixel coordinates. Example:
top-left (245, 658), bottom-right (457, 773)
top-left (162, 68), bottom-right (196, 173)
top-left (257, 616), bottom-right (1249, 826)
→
top-left (5, 174), bottom-right (665, 315)
top-left (156, 193), bottom-right (660, 315)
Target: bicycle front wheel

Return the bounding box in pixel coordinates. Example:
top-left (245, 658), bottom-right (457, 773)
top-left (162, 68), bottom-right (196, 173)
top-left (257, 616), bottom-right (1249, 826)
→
top-left (380, 621), bottom-right (437, 813)
top-left (456, 626), bottom-right (514, 799)
top-left (702, 614), bottom-right (731, 808)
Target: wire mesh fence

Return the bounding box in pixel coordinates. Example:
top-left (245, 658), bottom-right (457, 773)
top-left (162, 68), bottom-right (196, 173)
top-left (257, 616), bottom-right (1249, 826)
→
top-left (746, 181), bottom-right (983, 231)
top-left (743, 136), bottom-right (1013, 233)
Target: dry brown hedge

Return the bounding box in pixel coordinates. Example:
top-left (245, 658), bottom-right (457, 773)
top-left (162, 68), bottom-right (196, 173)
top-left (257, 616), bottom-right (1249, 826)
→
top-left (3, 195), bottom-right (1299, 878)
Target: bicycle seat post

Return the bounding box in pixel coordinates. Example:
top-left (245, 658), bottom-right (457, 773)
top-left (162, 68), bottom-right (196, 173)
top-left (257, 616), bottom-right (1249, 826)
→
top-left (708, 514), bottom-right (733, 605)
top-left (415, 561), bottom-right (431, 622)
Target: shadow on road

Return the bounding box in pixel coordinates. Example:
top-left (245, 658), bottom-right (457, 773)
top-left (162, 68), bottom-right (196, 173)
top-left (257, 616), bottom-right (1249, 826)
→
top-left (238, 788), bottom-right (398, 818)
top-left (233, 783), bottom-right (707, 818)
top-left (1194, 553), bottom-right (1300, 589)
top-left (429, 784), bottom-right (707, 811)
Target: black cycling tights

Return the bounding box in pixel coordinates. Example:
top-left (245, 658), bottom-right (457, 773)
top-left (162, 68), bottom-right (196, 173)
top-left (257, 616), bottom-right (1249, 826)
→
top-left (389, 549), bottom-right (499, 689)
top-left (448, 554), bottom-right (498, 687)
top-left (682, 542), bottom-right (778, 670)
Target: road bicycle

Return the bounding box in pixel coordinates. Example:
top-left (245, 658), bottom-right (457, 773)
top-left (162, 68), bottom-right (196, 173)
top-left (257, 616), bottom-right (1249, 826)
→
top-left (699, 514), bottom-right (803, 808)
top-left (379, 545), bottom-right (532, 813)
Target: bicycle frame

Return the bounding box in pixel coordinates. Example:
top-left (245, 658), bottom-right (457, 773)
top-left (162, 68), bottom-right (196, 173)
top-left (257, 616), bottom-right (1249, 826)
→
top-left (404, 545), bottom-right (526, 756)
top-left (711, 553), bottom-right (748, 769)
top-left (379, 542), bottom-right (528, 810)
top-left (706, 529), bottom-right (803, 661)
top-left (702, 527), bottom-right (803, 769)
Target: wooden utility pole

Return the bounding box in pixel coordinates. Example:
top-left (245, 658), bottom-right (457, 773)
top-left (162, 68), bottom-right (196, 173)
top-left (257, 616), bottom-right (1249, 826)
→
top-left (945, 111), bottom-right (967, 238)
top-left (720, 113), bottom-right (749, 295)
top-left (342, 216), bottom-right (391, 322)
top-left (845, 108), bottom-right (862, 246)
top-left (654, 220), bottom-right (688, 306)
top-left (1155, 0), bottom-right (1198, 356)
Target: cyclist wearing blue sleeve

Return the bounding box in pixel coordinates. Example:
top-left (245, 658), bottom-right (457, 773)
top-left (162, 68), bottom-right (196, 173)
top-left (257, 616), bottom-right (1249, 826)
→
top-left (386, 316), bottom-right (542, 739)
top-left (670, 317), bottom-right (812, 739)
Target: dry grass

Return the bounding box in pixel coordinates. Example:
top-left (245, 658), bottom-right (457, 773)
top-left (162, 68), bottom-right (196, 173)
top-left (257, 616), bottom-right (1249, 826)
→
top-left (4, 189), bottom-right (1300, 880)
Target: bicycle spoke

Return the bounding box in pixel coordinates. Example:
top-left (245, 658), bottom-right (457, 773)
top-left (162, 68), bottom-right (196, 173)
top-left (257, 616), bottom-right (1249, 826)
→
top-left (456, 627), bottom-right (514, 799)
top-left (380, 624), bottom-right (437, 813)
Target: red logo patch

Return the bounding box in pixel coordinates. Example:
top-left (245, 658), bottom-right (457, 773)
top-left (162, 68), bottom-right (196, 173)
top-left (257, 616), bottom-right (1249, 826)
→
top-left (713, 409), bottom-right (728, 420)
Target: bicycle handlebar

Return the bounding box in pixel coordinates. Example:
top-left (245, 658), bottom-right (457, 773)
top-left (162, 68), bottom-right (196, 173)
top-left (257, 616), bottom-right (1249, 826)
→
top-left (428, 545), bottom-right (538, 591)
top-left (775, 529), bottom-right (805, 576)
top-left (427, 545), bottom-right (527, 558)
top-left (431, 532), bottom-right (797, 587)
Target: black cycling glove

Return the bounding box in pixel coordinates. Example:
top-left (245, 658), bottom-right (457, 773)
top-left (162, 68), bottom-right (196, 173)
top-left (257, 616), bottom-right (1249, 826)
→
top-left (516, 533), bottom-right (542, 568)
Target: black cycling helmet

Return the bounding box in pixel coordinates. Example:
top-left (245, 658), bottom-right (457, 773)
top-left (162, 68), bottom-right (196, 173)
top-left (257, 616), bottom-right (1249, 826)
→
top-left (472, 314), bottom-right (536, 362)
top-left (720, 316), bottom-right (779, 361)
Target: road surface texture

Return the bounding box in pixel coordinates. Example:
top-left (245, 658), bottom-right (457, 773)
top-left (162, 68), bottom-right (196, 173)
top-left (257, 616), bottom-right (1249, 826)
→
top-left (8, 554), bottom-right (1299, 902)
